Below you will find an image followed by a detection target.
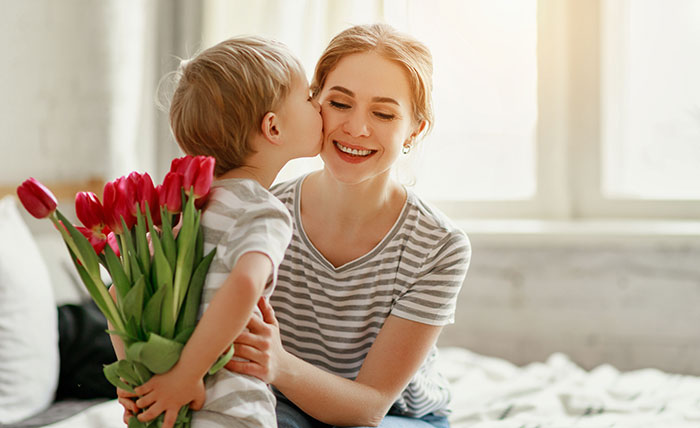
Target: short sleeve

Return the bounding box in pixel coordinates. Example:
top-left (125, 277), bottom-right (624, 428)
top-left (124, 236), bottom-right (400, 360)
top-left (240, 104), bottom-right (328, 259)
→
top-left (391, 230), bottom-right (471, 326)
top-left (216, 203), bottom-right (292, 295)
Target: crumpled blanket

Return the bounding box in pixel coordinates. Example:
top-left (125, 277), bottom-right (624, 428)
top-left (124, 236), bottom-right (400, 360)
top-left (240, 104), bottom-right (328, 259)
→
top-left (436, 347), bottom-right (700, 428)
top-left (37, 347), bottom-right (700, 428)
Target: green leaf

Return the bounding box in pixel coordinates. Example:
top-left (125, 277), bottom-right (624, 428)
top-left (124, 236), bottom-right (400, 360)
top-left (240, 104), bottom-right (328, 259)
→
top-left (160, 207), bottom-right (177, 271)
top-left (159, 283), bottom-right (176, 339)
top-left (103, 361), bottom-right (135, 393)
top-left (132, 360), bottom-right (153, 385)
top-left (173, 326), bottom-right (195, 345)
top-left (127, 416), bottom-right (147, 428)
top-left (121, 220), bottom-right (142, 282)
top-left (134, 209), bottom-right (151, 280)
top-left (175, 405), bottom-right (191, 424)
top-left (175, 248), bottom-right (216, 337)
top-left (149, 224), bottom-right (173, 293)
top-left (142, 284), bottom-right (165, 334)
top-left (172, 196), bottom-right (197, 318)
top-left (115, 360), bottom-right (140, 386)
top-left (104, 244), bottom-right (130, 303)
top-left (209, 344), bottom-right (234, 375)
top-left (194, 212), bottom-right (203, 268)
top-left (126, 333), bottom-right (184, 374)
top-left (55, 210), bottom-right (101, 277)
top-left (123, 275), bottom-right (145, 321)
top-left (72, 257), bottom-right (126, 334)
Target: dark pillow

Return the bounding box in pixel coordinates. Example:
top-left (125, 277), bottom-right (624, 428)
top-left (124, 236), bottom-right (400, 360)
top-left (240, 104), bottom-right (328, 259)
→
top-left (55, 301), bottom-right (117, 400)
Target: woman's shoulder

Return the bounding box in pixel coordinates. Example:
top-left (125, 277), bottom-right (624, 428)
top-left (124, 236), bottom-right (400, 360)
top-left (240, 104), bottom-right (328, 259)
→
top-left (405, 190), bottom-right (467, 237)
top-left (403, 189), bottom-right (471, 258)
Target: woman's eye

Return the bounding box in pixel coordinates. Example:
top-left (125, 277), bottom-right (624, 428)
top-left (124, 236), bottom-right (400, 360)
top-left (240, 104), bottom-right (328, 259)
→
top-left (373, 112), bottom-right (395, 120)
top-left (329, 100), bottom-right (350, 109)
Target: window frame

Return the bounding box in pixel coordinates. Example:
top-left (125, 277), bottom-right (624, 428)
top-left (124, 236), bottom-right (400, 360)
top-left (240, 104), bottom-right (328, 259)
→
top-left (431, 0), bottom-right (700, 221)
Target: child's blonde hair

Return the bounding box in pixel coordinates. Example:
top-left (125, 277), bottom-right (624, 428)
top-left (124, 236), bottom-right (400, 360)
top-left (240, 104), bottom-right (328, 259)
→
top-left (170, 36), bottom-right (304, 176)
top-left (311, 23), bottom-right (434, 137)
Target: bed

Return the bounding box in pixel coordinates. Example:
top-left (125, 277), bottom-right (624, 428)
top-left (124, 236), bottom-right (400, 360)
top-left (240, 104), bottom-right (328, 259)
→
top-left (2, 195), bottom-right (700, 427)
top-left (6, 346), bottom-right (700, 428)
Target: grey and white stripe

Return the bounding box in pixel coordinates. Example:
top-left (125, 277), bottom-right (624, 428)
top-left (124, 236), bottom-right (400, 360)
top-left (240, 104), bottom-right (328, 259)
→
top-left (197, 178), bottom-right (293, 427)
top-left (271, 175), bottom-right (471, 418)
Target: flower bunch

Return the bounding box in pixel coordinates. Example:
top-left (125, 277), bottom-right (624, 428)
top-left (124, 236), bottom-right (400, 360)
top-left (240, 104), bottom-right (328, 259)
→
top-left (17, 156), bottom-right (227, 428)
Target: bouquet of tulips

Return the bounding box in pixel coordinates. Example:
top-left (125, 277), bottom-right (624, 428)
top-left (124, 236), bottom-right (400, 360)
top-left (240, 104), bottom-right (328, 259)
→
top-left (16, 155), bottom-right (230, 428)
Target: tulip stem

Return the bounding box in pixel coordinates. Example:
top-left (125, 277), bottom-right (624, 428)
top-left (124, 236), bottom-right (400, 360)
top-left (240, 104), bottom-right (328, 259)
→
top-left (49, 212), bottom-right (81, 264)
top-left (120, 233), bottom-right (131, 280)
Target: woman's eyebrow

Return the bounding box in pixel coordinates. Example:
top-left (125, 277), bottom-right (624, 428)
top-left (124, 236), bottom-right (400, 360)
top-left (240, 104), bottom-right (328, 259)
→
top-left (328, 86), bottom-right (400, 106)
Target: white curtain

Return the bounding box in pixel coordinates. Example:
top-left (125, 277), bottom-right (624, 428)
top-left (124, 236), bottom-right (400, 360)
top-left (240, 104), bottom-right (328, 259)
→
top-left (0, 0), bottom-right (202, 189)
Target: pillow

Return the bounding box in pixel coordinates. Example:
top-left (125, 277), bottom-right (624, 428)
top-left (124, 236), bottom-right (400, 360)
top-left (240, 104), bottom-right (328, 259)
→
top-left (0, 196), bottom-right (59, 424)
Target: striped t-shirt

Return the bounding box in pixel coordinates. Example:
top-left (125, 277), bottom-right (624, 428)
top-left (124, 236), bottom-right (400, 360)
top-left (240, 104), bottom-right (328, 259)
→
top-left (195, 178), bottom-right (292, 427)
top-left (271, 175), bottom-right (471, 417)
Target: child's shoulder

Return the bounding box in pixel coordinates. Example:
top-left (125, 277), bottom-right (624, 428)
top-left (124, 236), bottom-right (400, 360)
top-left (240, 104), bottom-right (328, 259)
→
top-left (206, 178), bottom-right (288, 218)
top-left (270, 175), bottom-right (304, 209)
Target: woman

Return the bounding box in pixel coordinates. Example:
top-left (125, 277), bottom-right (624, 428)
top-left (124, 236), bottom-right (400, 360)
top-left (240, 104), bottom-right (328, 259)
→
top-left (229, 24), bottom-right (471, 427)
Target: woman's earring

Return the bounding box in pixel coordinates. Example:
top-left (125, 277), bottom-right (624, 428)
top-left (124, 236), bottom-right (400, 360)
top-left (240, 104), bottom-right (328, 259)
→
top-left (402, 139), bottom-right (413, 154)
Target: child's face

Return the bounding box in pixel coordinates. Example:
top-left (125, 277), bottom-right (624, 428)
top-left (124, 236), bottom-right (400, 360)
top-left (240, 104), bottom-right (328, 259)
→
top-left (276, 73), bottom-right (323, 159)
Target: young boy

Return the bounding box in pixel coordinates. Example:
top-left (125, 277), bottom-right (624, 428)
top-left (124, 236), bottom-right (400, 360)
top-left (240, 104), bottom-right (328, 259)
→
top-left (125, 36), bottom-right (322, 428)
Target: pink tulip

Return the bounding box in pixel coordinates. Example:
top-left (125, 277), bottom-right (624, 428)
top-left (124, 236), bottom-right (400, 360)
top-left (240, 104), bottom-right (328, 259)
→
top-left (76, 226), bottom-right (120, 257)
top-left (170, 156), bottom-right (192, 176)
top-left (182, 156), bottom-right (215, 199)
top-left (159, 172), bottom-right (183, 214)
top-left (194, 156), bottom-right (215, 199)
top-left (133, 172), bottom-right (161, 226)
top-left (103, 177), bottom-right (137, 234)
top-left (75, 192), bottom-right (104, 232)
top-left (16, 178), bottom-right (58, 219)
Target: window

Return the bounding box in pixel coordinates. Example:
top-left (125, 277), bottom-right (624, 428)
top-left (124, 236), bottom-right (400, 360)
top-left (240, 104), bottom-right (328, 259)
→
top-left (203, 0), bottom-right (700, 220)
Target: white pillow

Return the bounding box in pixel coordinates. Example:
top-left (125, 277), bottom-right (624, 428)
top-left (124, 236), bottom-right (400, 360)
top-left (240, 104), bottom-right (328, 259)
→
top-left (0, 196), bottom-right (59, 424)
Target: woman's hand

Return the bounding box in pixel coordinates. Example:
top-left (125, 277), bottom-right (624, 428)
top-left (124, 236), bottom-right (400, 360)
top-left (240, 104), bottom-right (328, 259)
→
top-left (226, 297), bottom-right (285, 383)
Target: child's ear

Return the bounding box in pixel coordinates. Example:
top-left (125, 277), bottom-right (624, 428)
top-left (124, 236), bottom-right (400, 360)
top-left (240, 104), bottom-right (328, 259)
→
top-left (260, 111), bottom-right (283, 146)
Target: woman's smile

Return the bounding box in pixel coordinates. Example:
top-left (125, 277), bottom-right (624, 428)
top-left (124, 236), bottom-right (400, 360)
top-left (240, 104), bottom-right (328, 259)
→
top-left (332, 140), bottom-right (377, 163)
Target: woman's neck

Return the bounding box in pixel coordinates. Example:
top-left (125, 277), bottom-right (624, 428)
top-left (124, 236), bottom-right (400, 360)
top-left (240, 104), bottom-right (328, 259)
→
top-left (304, 169), bottom-right (406, 228)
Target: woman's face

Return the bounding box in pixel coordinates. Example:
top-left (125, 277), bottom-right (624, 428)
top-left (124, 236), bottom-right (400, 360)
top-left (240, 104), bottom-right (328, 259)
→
top-left (317, 52), bottom-right (420, 186)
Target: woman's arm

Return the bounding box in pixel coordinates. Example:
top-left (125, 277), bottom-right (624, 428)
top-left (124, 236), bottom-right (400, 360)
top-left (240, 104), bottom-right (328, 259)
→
top-left (231, 299), bottom-right (443, 427)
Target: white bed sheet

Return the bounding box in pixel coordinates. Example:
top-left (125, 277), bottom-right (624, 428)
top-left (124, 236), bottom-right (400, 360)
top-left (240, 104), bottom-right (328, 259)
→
top-left (44, 347), bottom-right (700, 428)
top-left (436, 347), bottom-right (700, 427)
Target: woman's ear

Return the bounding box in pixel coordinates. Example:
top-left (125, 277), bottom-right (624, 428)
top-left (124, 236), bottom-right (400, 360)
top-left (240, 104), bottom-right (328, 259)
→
top-left (260, 111), bottom-right (283, 145)
top-left (412, 120), bottom-right (428, 140)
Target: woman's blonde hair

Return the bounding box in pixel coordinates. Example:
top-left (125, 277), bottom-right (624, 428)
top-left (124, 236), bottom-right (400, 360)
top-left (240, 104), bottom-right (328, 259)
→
top-left (311, 23), bottom-right (434, 137)
top-left (169, 36), bottom-right (304, 176)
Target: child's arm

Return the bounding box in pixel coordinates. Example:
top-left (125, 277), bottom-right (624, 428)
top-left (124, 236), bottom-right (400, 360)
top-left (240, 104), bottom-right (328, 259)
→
top-left (131, 251), bottom-right (273, 428)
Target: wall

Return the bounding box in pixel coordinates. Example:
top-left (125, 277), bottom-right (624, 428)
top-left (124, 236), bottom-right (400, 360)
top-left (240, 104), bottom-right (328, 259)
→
top-left (0, 0), bottom-right (176, 190)
top-left (439, 227), bottom-right (700, 375)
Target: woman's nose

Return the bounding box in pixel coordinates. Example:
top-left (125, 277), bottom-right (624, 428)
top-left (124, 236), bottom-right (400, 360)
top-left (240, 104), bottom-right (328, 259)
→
top-left (343, 112), bottom-right (370, 138)
top-left (312, 98), bottom-right (321, 113)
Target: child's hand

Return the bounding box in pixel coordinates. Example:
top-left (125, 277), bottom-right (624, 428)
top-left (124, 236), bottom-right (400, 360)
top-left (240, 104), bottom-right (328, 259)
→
top-left (133, 365), bottom-right (205, 428)
top-left (116, 386), bottom-right (139, 425)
